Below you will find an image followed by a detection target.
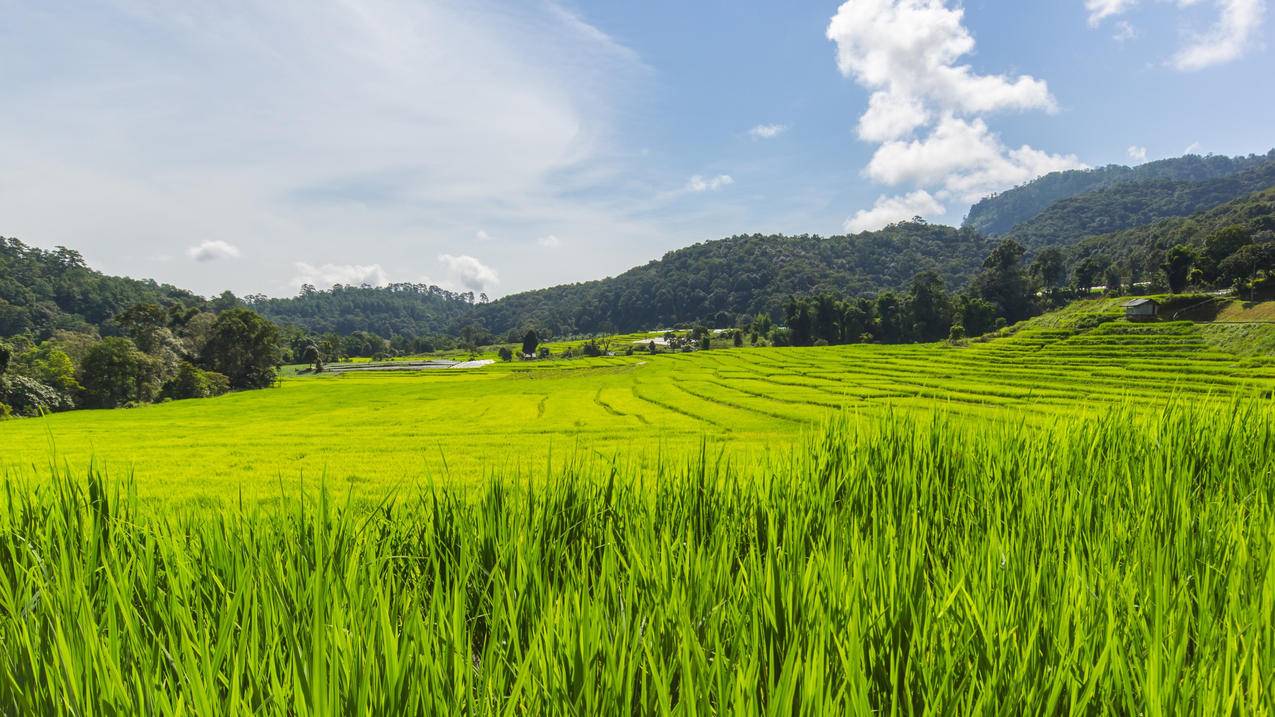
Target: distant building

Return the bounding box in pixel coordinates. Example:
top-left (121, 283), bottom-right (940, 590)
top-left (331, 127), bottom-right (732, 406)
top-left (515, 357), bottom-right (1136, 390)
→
top-left (1122, 298), bottom-right (1158, 321)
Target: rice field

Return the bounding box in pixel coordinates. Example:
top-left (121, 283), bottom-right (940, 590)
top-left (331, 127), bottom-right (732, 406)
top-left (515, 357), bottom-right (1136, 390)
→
top-left (2, 319), bottom-right (1274, 503)
top-left (0, 401), bottom-right (1271, 712)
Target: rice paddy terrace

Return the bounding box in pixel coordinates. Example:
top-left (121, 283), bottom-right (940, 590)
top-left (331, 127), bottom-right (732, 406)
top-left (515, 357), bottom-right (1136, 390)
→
top-left (2, 316), bottom-right (1273, 502)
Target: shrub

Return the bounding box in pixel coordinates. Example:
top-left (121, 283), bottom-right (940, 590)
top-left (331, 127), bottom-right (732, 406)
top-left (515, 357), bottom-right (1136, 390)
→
top-left (498, 347), bottom-right (513, 362)
top-left (163, 362), bottom-right (232, 400)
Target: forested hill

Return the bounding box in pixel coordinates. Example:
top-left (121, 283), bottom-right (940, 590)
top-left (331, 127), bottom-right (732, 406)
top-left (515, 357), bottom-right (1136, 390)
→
top-left (964, 150), bottom-right (1274, 236)
top-left (0, 237), bottom-right (210, 338)
top-left (1070, 186), bottom-right (1275, 269)
top-left (466, 223), bottom-right (991, 337)
top-left (1000, 157), bottom-right (1275, 250)
top-left (247, 284), bottom-right (474, 337)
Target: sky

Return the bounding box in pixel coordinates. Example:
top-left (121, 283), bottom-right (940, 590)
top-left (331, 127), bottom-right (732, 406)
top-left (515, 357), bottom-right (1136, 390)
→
top-left (1, 0), bottom-right (1271, 298)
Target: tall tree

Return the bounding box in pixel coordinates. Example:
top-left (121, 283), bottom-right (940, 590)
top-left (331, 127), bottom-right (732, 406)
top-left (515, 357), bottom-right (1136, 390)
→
top-left (1161, 245), bottom-right (1197, 294)
top-left (973, 240), bottom-right (1034, 324)
top-left (199, 309), bottom-right (284, 389)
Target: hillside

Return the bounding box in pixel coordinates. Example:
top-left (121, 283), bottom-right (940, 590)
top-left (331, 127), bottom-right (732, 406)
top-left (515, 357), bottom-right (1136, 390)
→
top-left (247, 283), bottom-right (473, 338)
top-left (466, 223), bottom-right (992, 336)
top-left (1002, 158), bottom-right (1275, 250)
top-left (0, 237), bottom-right (210, 338)
top-left (1070, 186), bottom-right (1275, 266)
top-left (964, 151), bottom-right (1274, 236)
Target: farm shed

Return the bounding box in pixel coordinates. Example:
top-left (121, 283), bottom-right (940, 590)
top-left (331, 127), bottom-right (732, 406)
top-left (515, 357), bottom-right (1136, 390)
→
top-left (1122, 298), bottom-right (1158, 321)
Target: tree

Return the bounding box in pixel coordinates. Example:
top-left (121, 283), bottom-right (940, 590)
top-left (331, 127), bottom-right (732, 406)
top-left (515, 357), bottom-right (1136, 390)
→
top-left (498, 347), bottom-right (513, 362)
top-left (79, 337), bottom-right (164, 408)
top-left (301, 343), bottom-right (324, 372)
top-left (1071, 256), bottom-right (1107, 293)
top-left (732, 331), bottom-right (743, 347)
top-left (1161, 244), bottom-right (1197, 293)
top-left (973, 240), bottom-right (1034, 324)
top-left (1103, 266), bottom-right (1123, 295)
top-left (701, 335), bottom-right (711, 351)
top-left (1219, 243), bottom-right (1275, 284)
top-left (0, 342), bottom-right (9, 376)
top-left (163, 362), bottom-right (231, 400)
top-left (907, 271), bottom-right (953, 342)
top-left (199, 309), bottom-right (284, 390)
top-left (1028, 248), bottom-right (1067, 289)
top-left (521, 330), bottom-right (540, 357)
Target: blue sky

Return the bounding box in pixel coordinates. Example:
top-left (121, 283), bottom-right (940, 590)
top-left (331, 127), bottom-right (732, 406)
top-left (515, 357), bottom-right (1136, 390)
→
top-left (0, 0), bottom-right (1270, 297)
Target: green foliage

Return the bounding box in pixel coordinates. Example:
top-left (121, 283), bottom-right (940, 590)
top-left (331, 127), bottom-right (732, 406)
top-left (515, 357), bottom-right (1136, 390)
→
top-left (78, 337), bottom-right (163, 408)
top-left (1162, 245), bottom-right (1198, 293)
top-left (247, 283), bottom-right (473, 338)
top-left (965, 150), bottom-right (1274, 236)
top-left (199, 308), bottom-right (284, 390)
top-left (497, 346), bottom-right (513, 362)
top-left (0, 374), bottom-right (73, 415)
top-left (468, 223), bottom-right (992, 336)
top-left (0, 342), bottom-right (9, 375)
top-left (0, 402), bottom-right (1271, 711)
top-left (0, 237), bottom-right (206, 338)
top-left (163, 362), bottom-right (231, 400)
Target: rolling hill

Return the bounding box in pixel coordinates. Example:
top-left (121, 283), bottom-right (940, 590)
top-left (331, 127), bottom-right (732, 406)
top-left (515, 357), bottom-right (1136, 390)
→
top-left (964, 150), bottom-right (1274, 236)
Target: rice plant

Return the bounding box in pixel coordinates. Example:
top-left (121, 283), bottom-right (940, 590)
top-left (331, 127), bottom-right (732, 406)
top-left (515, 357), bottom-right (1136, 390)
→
top-left (0, 400), bottom-right (1271, 713)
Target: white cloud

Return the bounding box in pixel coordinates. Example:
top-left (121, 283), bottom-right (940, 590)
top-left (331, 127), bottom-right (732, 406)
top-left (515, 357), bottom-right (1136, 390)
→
top-left (845, 190), bottom-right (946, 232)
top-left (475, 230), bottom-right (492, 242)
top-left (537, 234), bottom-right (562, 248)
top-left (865, 116), bottom-right (1086, 203)
top-left (1184, 141), bottom-right (1203, 154)
top-left (828, 1), bottom-right (1081, 218)
top-left (291, 262), bottom-right (389, 289)
top-left (437, 254), bottom-right (499, 293)
top-left (685, 174), bottom-right (735, 192)
top-left (186, 240), bottom-right (241, 262)
top-left (1128, 145), bottom-right (1149, 162)
top-left (1172, 0), bottom-right (1267, 70)
top-left (1085, 0), bottom-right (1266, 70)
top-left (1113, 20), bottom-right (1139, 41)
top-left (748, 123), bottom-right (788, 139)
top-left (0, 1), bottom-right (656, 297)
top-left (1087, 0), bottom-right (1139, 26)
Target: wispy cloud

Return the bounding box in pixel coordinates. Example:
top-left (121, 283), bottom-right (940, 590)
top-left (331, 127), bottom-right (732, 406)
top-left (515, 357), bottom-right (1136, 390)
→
top-left (685, 174), bottom-right (735, 192)
top-left (748, 123), bottom-right (788, 139)
top-left (537, 235), bottom-right (563, 248)
top-left (1084, 0), bottom-right (1267, 70)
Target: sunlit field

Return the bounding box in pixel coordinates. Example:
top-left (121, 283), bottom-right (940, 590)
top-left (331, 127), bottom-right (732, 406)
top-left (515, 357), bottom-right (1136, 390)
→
top-left (1, 402), bottom-right (1271, 712)
top-left (3, 320), bottom-right (1275, 503)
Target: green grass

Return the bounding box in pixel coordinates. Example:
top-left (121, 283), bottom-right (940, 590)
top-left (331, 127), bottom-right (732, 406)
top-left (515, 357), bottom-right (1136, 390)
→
top-left (0, 401), bottom-right (1271, 712)
top-left (4, 323), bottom-right (1275, 503)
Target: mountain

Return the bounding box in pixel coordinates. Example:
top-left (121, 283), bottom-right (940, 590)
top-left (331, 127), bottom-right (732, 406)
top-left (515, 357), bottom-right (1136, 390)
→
top-left (1070, 186), bottom-right (1275, 267)
top-left (466, 223), bottom-right (991, 337)
top-left (247, 284), bottom-right (473, 338)
top-left (0, 237), bottom-right (209, 338)
top-left (964, 151), bottom-right (1275, 236)
top-left (1001, 158), bottom-right (1275, 250)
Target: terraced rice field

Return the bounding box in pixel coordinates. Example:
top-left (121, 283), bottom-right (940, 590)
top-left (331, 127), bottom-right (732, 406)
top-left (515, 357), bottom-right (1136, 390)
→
top-left (2, 320), bottom-right (1272, 502)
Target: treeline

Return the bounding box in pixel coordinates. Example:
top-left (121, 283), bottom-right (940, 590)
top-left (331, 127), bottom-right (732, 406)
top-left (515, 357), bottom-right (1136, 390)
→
top-left (247, 282), bottom-right (474, 338)
top-left (770, 240), bottom-right (1040, 347)
top-left (0, 238), bottom-right (221, 338)
top-left (0, 305), bottom-right (283, 417)
top-left (964, 151), bottom-right (1274, 236)
top-left (465, 223), bottom-right (994, 338)
top-left (1067, 187), bottom-right (1275, 297)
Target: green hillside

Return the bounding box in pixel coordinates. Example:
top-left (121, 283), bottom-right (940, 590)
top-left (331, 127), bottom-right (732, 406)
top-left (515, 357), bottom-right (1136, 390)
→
top-left (1004, 157), bottom-right (1275, 249)
top-left (964, 150), bottom-right (1273, 236)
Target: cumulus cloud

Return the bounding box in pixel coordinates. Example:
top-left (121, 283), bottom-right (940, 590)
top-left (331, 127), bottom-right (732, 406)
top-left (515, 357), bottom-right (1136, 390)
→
top-left (845, 190), bottom-right (946, 232)
top-left (475, 230), bottom-right (492, 242)
top-left (437, 254), bottom-right (499, 292)
top-left (1172, 0), bottom-right (1266, 70)
top-left (537, 234), bottom-right (562, 248)
top-left (1128, 145), bottom-right (1149, 162)
top-left (685, 174), bottom-right (735, 192)
top-left (292, 262), bottom-right (389, 289)
top-left (827, 0), bottom-right (1082, 219)
top-left (186, 240), bottom-right (241, 262)
top-left (748, 123), bottom-right (788, 139)
top-left (1085, 0), bottom-right (1266, 70)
